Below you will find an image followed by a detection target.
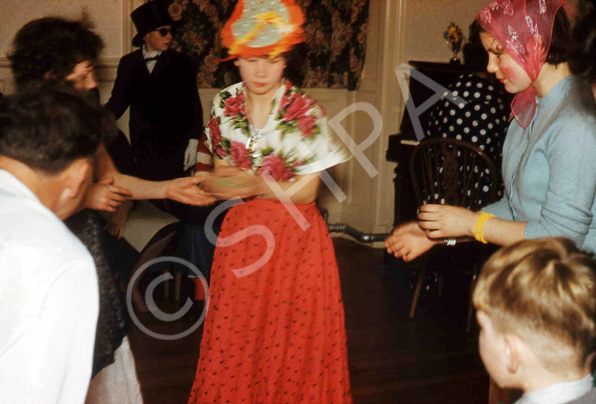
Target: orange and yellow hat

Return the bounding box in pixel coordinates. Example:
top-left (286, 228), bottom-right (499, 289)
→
top-left (221, 0), bottom-right (305, 60)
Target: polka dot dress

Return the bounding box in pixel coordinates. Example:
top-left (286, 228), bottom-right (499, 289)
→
top-left (188, 199), bottom-right (352, 404)
top-left (427, 73), bottom-right (510, 205)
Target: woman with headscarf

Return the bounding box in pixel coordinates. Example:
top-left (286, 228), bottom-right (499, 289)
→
top-left (188, 1), bottom-right (352, 403)
top-left (386, 0), bottom-right (596, 260)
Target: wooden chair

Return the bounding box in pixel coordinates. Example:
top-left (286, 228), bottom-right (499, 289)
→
top-left (408, 137), bottom-right (499, 330)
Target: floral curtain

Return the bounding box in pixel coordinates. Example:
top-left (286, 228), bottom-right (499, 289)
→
top-left (164, 0), bottom-right (369, 90)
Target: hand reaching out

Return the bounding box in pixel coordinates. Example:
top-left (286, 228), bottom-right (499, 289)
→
top-left (385, 221), bottom-right (439, 262)
top-left (84, 177), bottom-right (132, 212)
top-left (165, 176), bottom-right (216, 206)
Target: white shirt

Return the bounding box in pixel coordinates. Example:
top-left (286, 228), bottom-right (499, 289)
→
top-left (142, 45), bottom-right (161, 74)
top-left (516, 374), bottom-right (594, 404)
top-left (0, 170), bottom-right (99, 404)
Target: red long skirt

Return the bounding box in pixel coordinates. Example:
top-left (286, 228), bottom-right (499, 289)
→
top-left (188, 199), bottom-right (352, 404)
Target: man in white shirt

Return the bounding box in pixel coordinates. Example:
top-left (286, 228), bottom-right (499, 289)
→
top-left (0, 84), bottom-right (109, 403)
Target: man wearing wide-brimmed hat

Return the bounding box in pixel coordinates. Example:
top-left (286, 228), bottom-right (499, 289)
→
top-left (106, 1), bottom-right (203, 183)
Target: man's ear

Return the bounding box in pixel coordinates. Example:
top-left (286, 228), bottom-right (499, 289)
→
top-left (60, 158), bottom-right (91, 200)
top-left (504, 334), bottom-right (521, 374)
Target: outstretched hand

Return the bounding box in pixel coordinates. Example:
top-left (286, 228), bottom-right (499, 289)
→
top-left (84, 177), bottom-right (132, 213)
top-left (385, 221), bottom-right (439, 262)
top-left (165, 175), bottom-right (216, 206)
top-left (417, 204), bottom-right (478, 239)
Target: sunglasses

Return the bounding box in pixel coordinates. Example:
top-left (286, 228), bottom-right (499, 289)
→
top-left (154, 27), bottom-right (172, 37)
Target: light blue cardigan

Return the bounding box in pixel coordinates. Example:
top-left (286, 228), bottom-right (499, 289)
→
top-left (483, 76), bottom-right (596, 252)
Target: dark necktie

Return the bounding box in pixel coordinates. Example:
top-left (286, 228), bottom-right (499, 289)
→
top-left (144, 56), bottom-right (159, 62)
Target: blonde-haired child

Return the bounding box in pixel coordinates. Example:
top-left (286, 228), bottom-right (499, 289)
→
top-left (474, 238), bottom-right (596, 404)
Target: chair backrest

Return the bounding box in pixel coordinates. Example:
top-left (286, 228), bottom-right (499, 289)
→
top-left (409, 137), bottom-right (498, 211)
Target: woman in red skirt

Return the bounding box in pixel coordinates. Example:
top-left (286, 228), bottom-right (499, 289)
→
top-left (188, 1), bottom-right (353, 403)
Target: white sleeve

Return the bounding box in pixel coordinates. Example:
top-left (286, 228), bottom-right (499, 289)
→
top-left (0, 258), bottom-right (99, 404)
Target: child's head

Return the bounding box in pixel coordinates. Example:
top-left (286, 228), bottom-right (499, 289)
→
top-left (473, 238), bottom-right (596, 388)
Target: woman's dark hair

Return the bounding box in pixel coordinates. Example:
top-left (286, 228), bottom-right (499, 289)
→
top-left (547, 6), bottom-right (571, 65)
top-left (570, 0), bottom-right (596, 85)
top-left (463, 21), bottom-right (489, 72)
top-left (471, 6), bottom-right (570, 66)
top-left (0, 82), bottom-right (115, 174)
top-left (9, 17), bottom-right (104, 89)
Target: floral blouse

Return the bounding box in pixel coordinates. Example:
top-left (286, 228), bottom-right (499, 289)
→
top-left (205, 80), bottom-right (350, 181)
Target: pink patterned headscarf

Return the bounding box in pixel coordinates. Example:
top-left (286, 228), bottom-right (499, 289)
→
top-left (476, 0), bottom-right (566, 128)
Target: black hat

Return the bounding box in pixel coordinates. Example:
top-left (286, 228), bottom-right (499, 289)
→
top-left (131, 2), bottom-right (173, 47)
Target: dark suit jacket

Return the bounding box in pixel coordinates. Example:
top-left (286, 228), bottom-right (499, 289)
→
top-left (106, 49), bottom-right (203, 181)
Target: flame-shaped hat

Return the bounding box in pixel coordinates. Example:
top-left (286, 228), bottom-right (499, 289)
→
top-left (221, 0), bottom-right (305, 60)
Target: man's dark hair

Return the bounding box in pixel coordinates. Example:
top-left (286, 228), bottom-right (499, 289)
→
top-left (8, 17), bottom-right (104, 89)
top-left (0, 83), bottom-right (115, 174)
top-left (570, 0), bottom-right (596, 85)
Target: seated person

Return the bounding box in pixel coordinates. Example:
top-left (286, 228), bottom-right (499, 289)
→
top-left (473, 237), bottom-right (596, 404)
top-left (426, 21), bottom-right (510, 206)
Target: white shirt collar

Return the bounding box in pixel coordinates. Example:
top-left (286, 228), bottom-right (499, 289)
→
top-left (515, 375), bottom-right (593, 404)
top-left (142, 45), bottom-right (161, 59)
top-left (0, 169), bottom-right (39, 202)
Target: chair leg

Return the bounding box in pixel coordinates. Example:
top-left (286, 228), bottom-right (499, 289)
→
top-left (130, 271), bottom-right (149, 313)
top-left (175, 273), bottom-right (183, 302)
top-left (163, 271), bottom-right (170, 300)
top-left (409, 266), bottom-right (427, 319)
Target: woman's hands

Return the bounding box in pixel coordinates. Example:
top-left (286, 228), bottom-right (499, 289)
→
top-left (385, 221), bottom-right (440, 262)
top-left (385, 205), bottom-right (482, 261)
top-left (201, 167), bottom-right (265, 200)
top-left (164, 175), bottom-right (216, 206)
top-left (417, 204), bottom-right (479, 239)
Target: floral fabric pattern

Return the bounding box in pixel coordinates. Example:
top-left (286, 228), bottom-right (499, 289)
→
top-left (205, 80), bottom-right (350, 181)
top-left (163, 0), bottom-right (369, 90)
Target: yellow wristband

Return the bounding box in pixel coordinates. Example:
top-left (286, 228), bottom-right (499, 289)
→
top-left (474, 212), bottom-right (496, 244)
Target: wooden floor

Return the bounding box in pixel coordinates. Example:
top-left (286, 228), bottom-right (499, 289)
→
top-left (129, 238), bottom-right (489, 404)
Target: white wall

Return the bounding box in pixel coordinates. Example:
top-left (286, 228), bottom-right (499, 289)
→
top-left (404, 0), bottom-right (489, 63)
top-left (1, 0), bottom-right (123, 59)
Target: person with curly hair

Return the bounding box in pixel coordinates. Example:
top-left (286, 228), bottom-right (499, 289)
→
top-left (9, 17), bottom-right (213, 210)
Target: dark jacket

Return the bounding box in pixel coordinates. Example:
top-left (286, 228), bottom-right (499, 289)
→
top-left (106, 49), bottom-right (202, 181)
